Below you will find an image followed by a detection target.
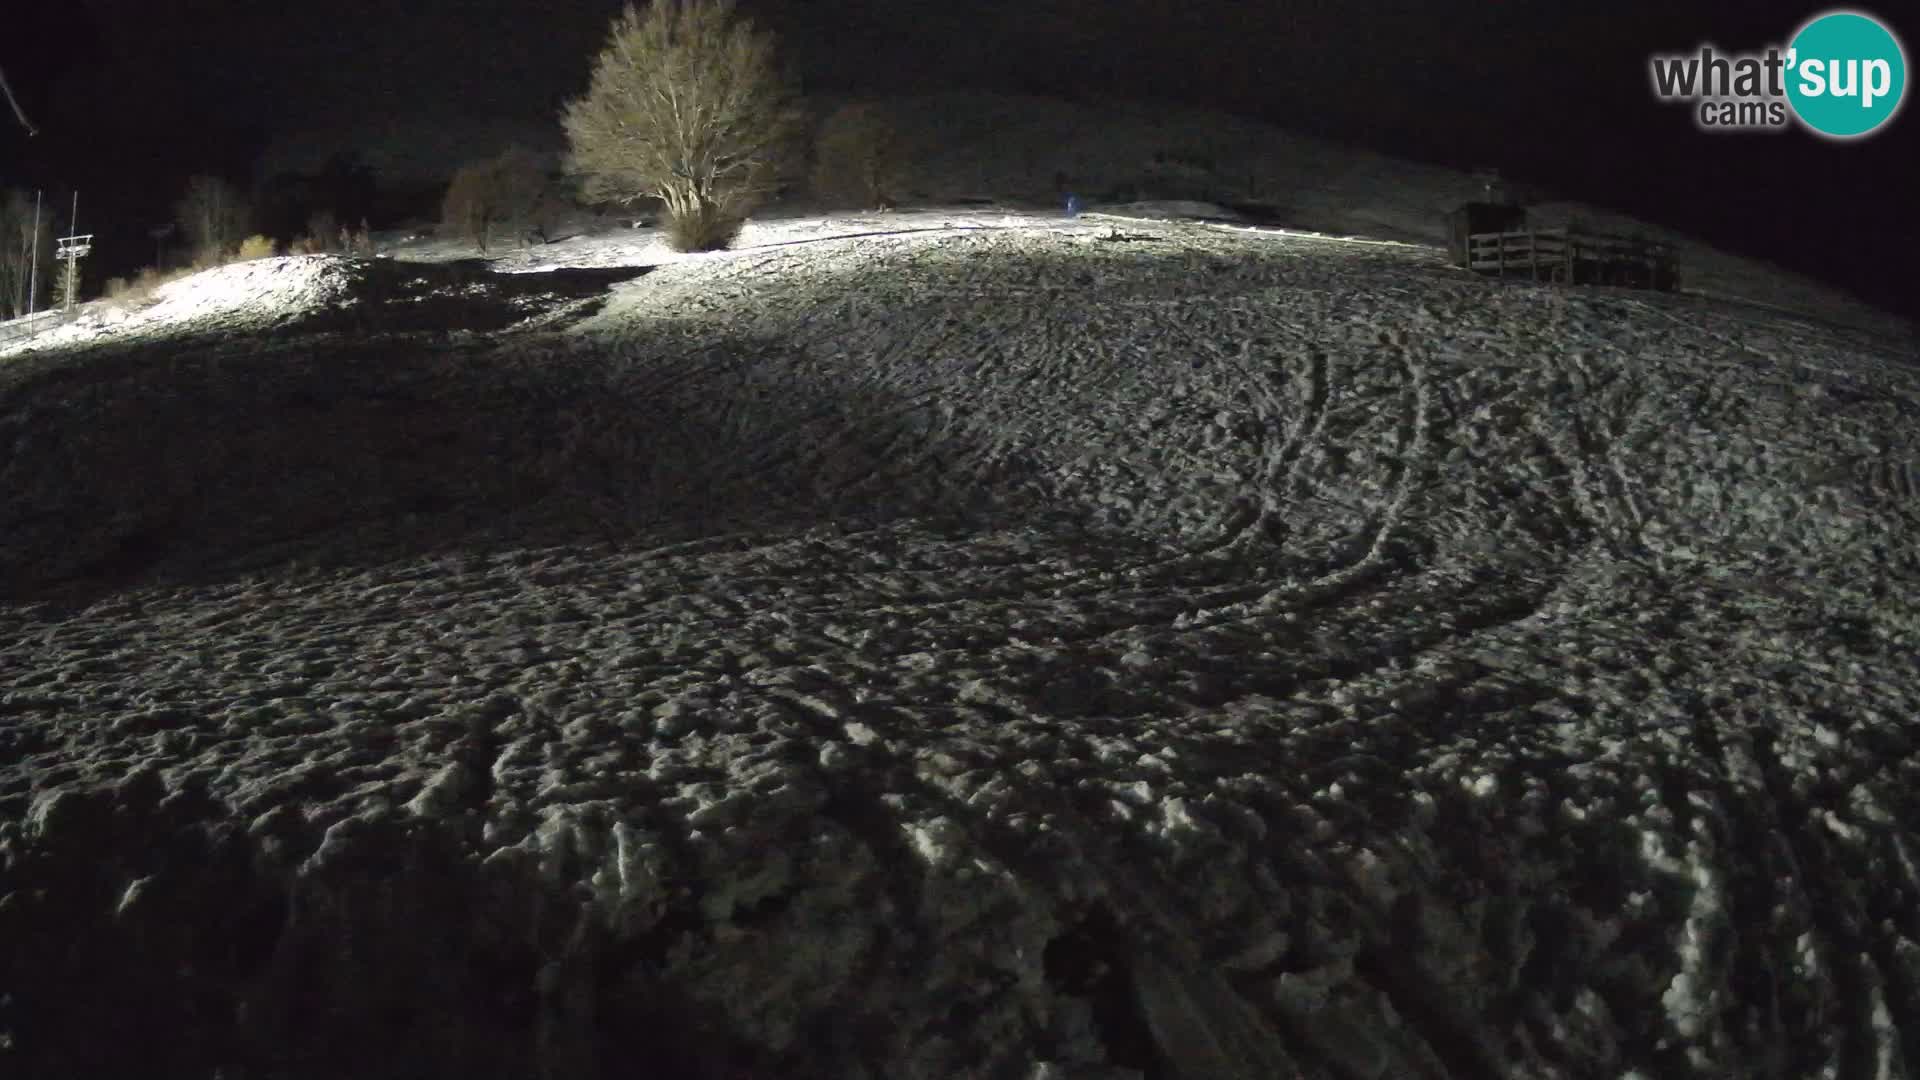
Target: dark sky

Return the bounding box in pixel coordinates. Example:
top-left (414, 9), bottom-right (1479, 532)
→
top-left (1, 0), bottom-right (1911, 314)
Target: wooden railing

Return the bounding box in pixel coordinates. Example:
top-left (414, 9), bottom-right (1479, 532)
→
top-left (0, 308), bottom-right (76, 347)
top-left (1466, 226), bottom-right (1678, 290)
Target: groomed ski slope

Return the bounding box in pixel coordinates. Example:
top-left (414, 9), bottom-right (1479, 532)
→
top-left (2, 208), bottom-right (1919, 1079)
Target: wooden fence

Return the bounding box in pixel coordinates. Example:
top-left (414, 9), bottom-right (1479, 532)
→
top-left (1466, 226), bottom-right (1679, 290)
top-left (0, 308), bottom-right (76, 347)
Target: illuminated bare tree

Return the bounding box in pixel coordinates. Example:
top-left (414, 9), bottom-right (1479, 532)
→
top-left (562, 0), bottom-right (802, 251)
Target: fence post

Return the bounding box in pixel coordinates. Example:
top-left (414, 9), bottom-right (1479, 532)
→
top-left (28, 190), bottom-right (41, 316)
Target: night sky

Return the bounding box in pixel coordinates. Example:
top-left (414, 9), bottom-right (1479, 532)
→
top-left (1, 0), bottom-right (1911, 314)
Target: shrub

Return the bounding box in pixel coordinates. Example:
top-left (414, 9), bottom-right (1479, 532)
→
top-left (811, 103), bottom-right (907, 210)
top-left (238, 234), bottom-right (277, 260)
top-left (562, 0), bottom-right (802, 252)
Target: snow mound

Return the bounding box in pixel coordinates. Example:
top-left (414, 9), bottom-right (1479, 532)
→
top-left (1, 256), bottom-right (648, 360)
top-left (139, 255), bottom-right (359, 326)
top-left (0, 256), bottom-right (358, 356)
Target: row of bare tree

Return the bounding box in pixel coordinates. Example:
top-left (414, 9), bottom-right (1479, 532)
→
top-left (1, 171), bottom-right (381, 314)
top-left (10, 0), bottom-right (918, 312)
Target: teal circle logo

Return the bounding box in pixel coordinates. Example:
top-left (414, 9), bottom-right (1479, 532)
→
top-left (1786, 10), bottom-right (1907, 138)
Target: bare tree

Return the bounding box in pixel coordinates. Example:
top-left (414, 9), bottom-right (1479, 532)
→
top-left (442, 146), bottom-right (552, 254)
top-left (561, 0), bottom-right (802, 251)
top-left (0, 189), bottom-right (53, 319)
top-left (174, 175), bottom-right (252, 265)
top-left (306, 208), bottom-right (339, 253)
top-left (811, 102), bottom-right (909, 210)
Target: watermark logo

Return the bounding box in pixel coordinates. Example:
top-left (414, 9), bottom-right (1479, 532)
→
top-left (1788, 11), bottom-right (1907, 136)
top-left (1649, 9), bottom-right (1907, 139)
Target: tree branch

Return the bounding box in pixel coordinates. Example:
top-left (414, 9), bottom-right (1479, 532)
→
top-left (0, 63), bottom-right (38, 136)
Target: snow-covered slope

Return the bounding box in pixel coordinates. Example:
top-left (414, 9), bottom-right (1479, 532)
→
top-left (1, 212), bottom-right (1918, 1079)
top-left (273, 89), bottom-right (1907, 337)
top-left (851, 91), bottom-right (1911, 339)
